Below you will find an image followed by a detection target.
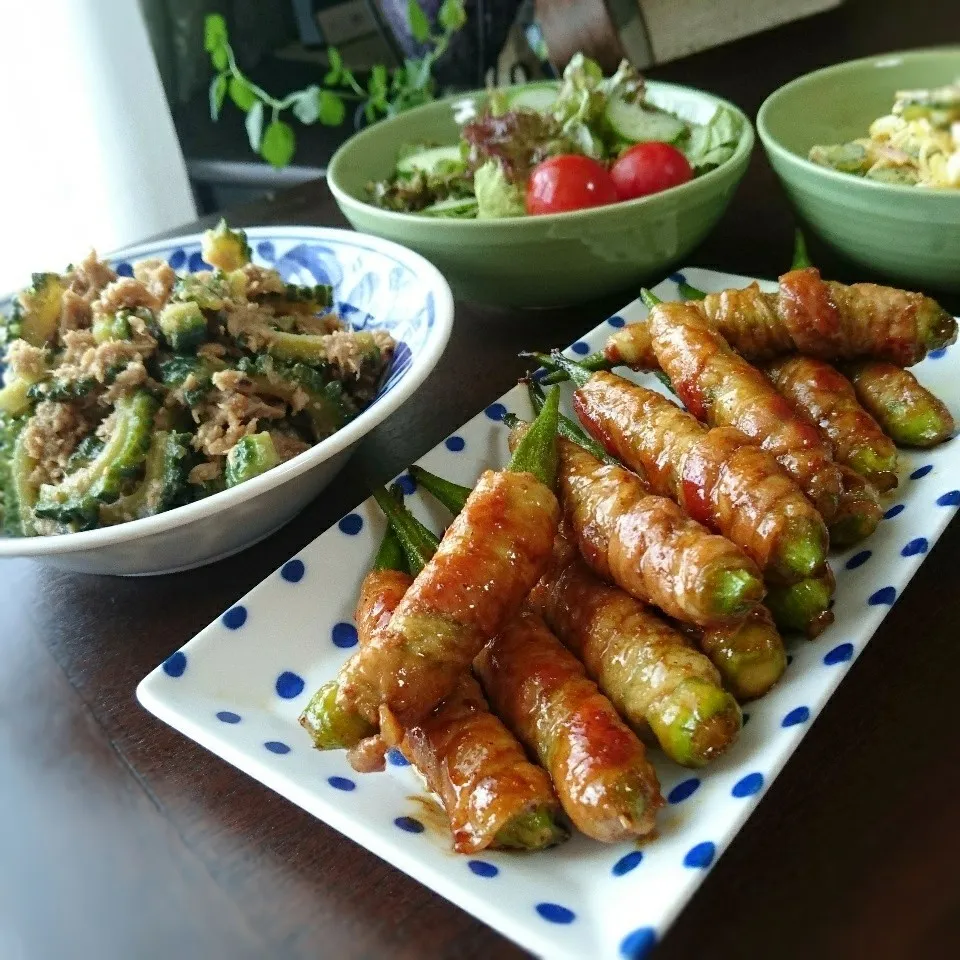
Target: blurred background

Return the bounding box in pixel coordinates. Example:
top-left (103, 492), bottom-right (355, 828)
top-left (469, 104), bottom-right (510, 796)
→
top-left (0, 0), bottom-right (843, 292)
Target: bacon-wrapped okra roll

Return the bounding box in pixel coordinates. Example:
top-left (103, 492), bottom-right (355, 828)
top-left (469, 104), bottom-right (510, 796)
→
top-left (648, 301), bottom-right (844, 521)
top-left (844, 361), bottom-right (955, 449)
top-left (765, 567), bottom-right (836, 640)
top-left (529, 535), bottom-right (742, 766)
top-left (302, 524), bottom-right (567, 852)
top-left (336, 392), bottom-right (562, 732)
top-left (558, 365), bottom-right (829, 584)
top-left (764, 355), bottom-right (898, 491)
top-left (475, 610), bottom-right (663, 842)
top-left (504, 422), bottom-right (763, 626)
top-left (598, 271), bottom-right (955, 371)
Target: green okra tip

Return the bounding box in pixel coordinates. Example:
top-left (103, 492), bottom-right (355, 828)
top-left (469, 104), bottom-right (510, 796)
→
top-left (653, 677), bottom-right (742, 768)
top-left (300, 680), bottom-right (375, 751)
top-left (507, 384), bottom-right (559, 488)
top-left (766, 576), bottom-right (834, 638)
top-left (893, 408), bottom-right (954, 448)
top-left (493, 805), bottom-right (570, 851)
top-left (918, 298), bottom-right (957, 352)
top-left (709, 566), bottom-right (765, 619)
top-left (829, 508), bottom-right (880, 549)
top-left (773, 516), bottom-right (828, 580)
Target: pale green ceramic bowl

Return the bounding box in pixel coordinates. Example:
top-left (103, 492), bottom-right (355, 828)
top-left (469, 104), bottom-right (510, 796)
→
top-left (758, 48), bottom-right (960, 292)
top-left (328, 82), bottom-right (753, 308)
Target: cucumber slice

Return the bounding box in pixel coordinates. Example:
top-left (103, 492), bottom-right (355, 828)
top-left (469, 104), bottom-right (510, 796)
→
top-left (396, 145), bottom-right (464, 176)
top-left (605, 98), bottom-right (687, 144)
top-left (420, 196), bottom-right (479, 218)
top-left (505, 83), bottom-right (558, 114)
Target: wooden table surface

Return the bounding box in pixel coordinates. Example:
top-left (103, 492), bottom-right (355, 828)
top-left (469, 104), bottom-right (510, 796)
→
top-left (3, 3), bottom-right (959, 959)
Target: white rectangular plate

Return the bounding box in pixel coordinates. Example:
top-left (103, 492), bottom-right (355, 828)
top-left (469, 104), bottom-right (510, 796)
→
top-left (138, 269), bottom-right (960, 960)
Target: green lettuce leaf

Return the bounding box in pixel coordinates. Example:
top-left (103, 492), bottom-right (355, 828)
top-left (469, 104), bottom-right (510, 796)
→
top-left (474, 160), bottom-right (526, 219)
top-left (685, 106), bottom-right (743, 171)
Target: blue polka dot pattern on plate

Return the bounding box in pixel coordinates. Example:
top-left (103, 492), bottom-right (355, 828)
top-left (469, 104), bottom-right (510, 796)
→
top-left (608, 314), bottom-right (626, 328)
top-left (216, 710), bottom-right (241, 724)
top-left (264, 741), bottom-right (291, 755)
top-left (732, 772), bottom-right (764, 798)
top-left (845, 550), bottom-right (872, 570)
top-left (327, 776), bottom-right (356, 792)
top-left (620, 927), bottom-right (657, 960)
top-left (167, 248), bottom-right (186, 269)
top-left (929, 347), bottom-right (947, 359)
top-left (338, 513), bottom-right (363, 535)
top-left (571, 341), bottom-right (590, 355)
top-left (275, 671), bottom-right (305, 699)
top-left (742, 712), bottom-right (750, 726)
top-left (937, 490), bottom-right (960, 507)
top-left (782, 706), bottom-right (809, 727)
top-left (824, 642), bottom-right (854, 665)
top-left (394, 473), bottom-right (417, 495)
top-left (901, 537), bottom-right (928, 557)
top-left (331, 622), bottom-right (358, 648)
top-left (884, 503), bottom-right (904, 519)
top-left (281, 559), bottom-right (305, 582)
top-left (910, 464), bottom-right (933, 480)
top-left (468, 860), bottom-right (499, 878)
top-left (485, 403), bottom-right (507, 422)
top-left (445, 435), bottom-right (466, 452)
top-left (256, 240), bottom-right (275, 261)
top-left (162, 651), bottom-right (187, 677)
top-left (387, 748), bottom-right (410, 766)
top-left (868, 586), bottom-right (896, 606)
top-left (667, 778), bottom-right (700, 804)
top-left (223, 606), bottom-right (247, 630)
top-left (612, 851), bottom-right (643, 876)
top-left (115, 261), bottom-right (133, 277)
top-left (188, 251), bottom-right (210, 272)
top-left (669, 272), bottom-right (687, 284)
top-left (683, 841), bottom-right (716, 869)
top-left (394, 816), bottom-right (424, 834)
top-left (536, 903), bottom-right (575, 924)
top-left (786, 654), bottom-right (794, 666)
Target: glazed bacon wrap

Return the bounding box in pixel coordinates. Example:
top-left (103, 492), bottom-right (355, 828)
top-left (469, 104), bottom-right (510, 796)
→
top-left (554, 435), bottom-right (763, 626)
top-left (602, 270), bottom-right (956, 370)
top-left (573, 372), bottom-right (828, 583)
top-left (529, 537), bottom-right (743, 767)
top-left (764, 355), bottom-right (898, 492)
top-left (648, 301), bottom-right (844, 521)
top-left (338, 468), bottom-right (559, 729)
top-left (351, 566), bottom-right (564, 854)
top-left (475, 610), bottom-right (663, 843)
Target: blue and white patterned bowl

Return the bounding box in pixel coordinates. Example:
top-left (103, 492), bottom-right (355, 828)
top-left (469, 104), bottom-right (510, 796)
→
top-left (0, 227), bottom-right (454, 575)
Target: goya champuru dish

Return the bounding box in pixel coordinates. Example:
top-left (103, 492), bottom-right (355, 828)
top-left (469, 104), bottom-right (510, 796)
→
top-left (808, 82), bottom-right (960, 187)
top-left (0, 221), bottom-right (395, 537)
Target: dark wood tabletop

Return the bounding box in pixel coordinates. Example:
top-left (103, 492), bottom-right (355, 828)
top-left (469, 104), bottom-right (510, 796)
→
top-left (4, 3), bottom-right (960, 959)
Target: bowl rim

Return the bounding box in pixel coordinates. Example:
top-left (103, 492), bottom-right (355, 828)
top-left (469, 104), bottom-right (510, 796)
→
top-left (0, 225), bottom-right (454, 558)
top-left (327, 78), bottom-right (755, 228)
top-left (757, 45), bottom-right (960, 201)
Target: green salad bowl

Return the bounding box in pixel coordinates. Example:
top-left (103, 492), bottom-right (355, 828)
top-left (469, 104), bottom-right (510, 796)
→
top-left (328, 82), bottom-right (753, 308)
top-left (758, 48), bottom-right (960, 292)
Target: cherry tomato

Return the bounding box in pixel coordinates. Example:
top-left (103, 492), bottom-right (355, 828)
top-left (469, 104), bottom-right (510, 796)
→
top-left (526, 155), bottom-right (619, 215)
top-left (610, 142), bottom-right (693, 200)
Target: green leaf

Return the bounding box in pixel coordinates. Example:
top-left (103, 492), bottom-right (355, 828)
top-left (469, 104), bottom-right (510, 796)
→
top-left (204, 13), bottom-right (228, 53)
top-left (292, 86), bottom-right (321, 124)
top-left (317, 90), bottom-right (346, 126)
top-left (438, 0), bottom-right (467, 32)
top-left (407, 0), bottom-right (430, 43)
top-left (211, 47), bottom-right (228, 71)
top-left (364, 101), bottom-right (378, 124)
top-left (208, 74), bottom-right (227, 121)
top-left (245, 101), bottom-right (264, 152)
top-left (324, 47), bottom-right (343, 85)
top-left (369, 64), bottom-right (388, 99)
top-left (228, 76), bottom-right (257, 112)
top-left (261, 120), bottom-right (296, 168)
